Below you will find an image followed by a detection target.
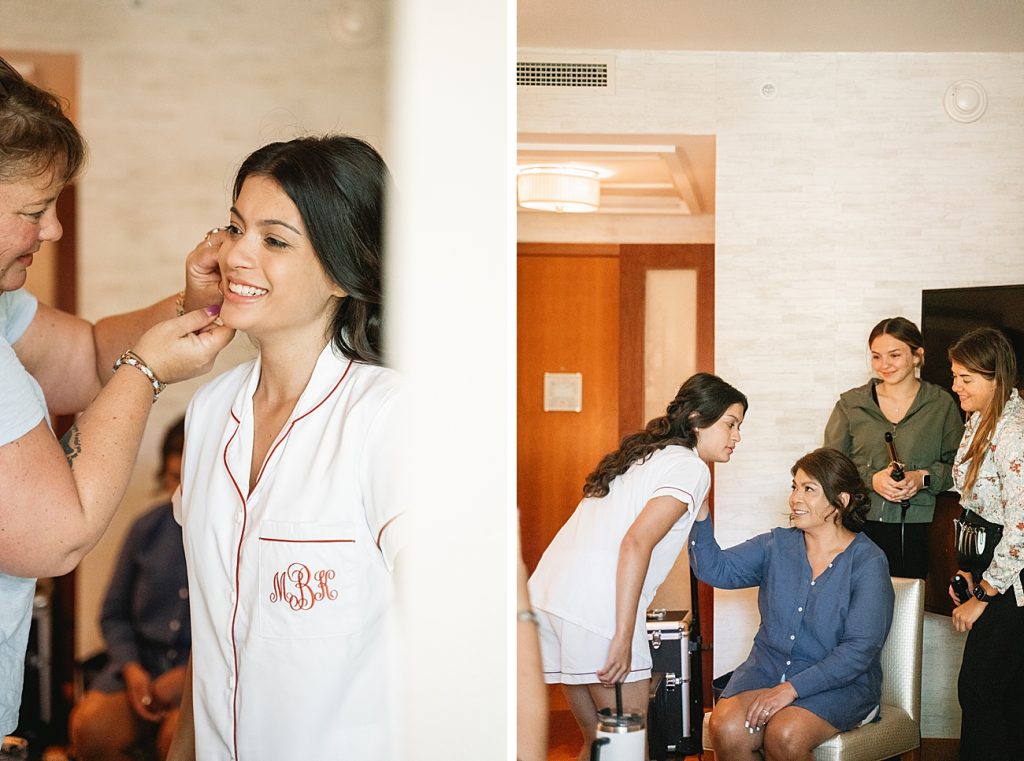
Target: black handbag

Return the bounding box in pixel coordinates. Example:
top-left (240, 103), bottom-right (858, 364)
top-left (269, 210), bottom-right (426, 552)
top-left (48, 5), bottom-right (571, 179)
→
top-left (954, 508), bottom-right (1004, 575)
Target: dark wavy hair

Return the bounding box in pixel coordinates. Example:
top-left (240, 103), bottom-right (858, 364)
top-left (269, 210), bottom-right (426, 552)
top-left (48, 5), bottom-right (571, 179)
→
top-left (233, 135), bottom-right (388, 365)
top-left (0, 56), bottom-right (86, 183)
top-left (948, 327), bottom-right (1018, 494)
top-left (583, 373), bottom-right (748, 498)
top-left (868, 316), bottom-right (925, 368)
top-left (792, 448), bottom-right (871, 532)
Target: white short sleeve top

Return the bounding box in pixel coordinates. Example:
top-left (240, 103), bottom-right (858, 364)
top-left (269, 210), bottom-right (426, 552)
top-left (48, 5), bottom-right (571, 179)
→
top-left (528, 445), bottom-right (710, 639)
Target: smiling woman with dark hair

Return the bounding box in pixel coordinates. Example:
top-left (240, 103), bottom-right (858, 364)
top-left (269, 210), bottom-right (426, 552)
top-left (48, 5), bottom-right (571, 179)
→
top-left (169, 135), bottom-right (403, 761)
top-left (690, 448), bottom-right (894, 761)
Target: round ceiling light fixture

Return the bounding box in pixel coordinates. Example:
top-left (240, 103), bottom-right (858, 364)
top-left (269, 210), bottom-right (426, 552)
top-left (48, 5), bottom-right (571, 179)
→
top-left (517, 166), bottom-right (600, 213)
top-left (943, 80), bottom-right (987, 123)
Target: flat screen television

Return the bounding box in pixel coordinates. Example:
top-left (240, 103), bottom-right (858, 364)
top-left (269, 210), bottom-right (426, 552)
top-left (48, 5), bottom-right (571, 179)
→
top-left (920, 284), bottom-right (1024, 399)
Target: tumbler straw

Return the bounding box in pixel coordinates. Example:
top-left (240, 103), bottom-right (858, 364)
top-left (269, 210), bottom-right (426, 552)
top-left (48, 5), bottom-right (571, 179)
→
top-left (615, 681), bottom-right (623, 717)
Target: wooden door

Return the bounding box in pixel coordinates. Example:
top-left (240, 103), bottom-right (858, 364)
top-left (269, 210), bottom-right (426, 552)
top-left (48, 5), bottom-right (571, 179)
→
top-left (517, 245), bottom-right (621, 572)
top-left (518, 242), bottom-right (716, 720)
top-left (619, 243), bottom-right (715, 708)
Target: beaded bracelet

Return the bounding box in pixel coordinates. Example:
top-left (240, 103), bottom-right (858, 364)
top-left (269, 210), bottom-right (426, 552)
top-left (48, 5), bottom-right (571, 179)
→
top-left (517, 609), bottom-right (539, 625)
top-left (113, 350), bottom-right (166, 403)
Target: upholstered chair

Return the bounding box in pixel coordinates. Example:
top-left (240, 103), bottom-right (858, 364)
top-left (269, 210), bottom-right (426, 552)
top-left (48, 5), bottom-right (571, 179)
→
top-left (702, 576), bottom-right (924, 761)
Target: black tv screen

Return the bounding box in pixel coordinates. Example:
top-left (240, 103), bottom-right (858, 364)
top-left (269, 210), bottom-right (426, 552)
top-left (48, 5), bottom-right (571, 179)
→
top-left (921, 284), bottom-right (1024, 397)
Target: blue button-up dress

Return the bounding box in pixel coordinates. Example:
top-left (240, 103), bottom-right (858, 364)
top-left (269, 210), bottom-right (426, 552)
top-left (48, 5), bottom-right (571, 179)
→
top-left (689, 517), bottom-right (894, 731)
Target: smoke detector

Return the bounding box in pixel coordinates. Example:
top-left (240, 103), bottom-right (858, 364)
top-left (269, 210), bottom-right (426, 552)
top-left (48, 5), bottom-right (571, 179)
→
top-left (944, 80), bottom-right (987, 123)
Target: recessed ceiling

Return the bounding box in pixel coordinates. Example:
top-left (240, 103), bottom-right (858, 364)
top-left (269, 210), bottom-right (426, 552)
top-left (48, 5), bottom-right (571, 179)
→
top-left (516, 1), bottom-right (1024, 217)
top-left (518, 0), bottom-right (1024, 53)
top-left (517, 133), bottom-right (715, 216)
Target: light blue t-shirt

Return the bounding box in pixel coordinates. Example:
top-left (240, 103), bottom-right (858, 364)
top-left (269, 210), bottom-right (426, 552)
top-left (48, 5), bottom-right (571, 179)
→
top-left (0, 288), bottom-right (45, 734)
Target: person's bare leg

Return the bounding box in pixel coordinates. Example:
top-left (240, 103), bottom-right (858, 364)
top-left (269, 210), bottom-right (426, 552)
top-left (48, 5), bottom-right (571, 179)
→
top-left (70, 690), bottom-right (141, 761)
top-left (165, 658), bottom-right (195, 761)
top-left (707, 691), bottom-right (767, 761)
top-left (587, 680), bottom-right (651, 761)
top-left (564, 684), bottom-right (600, 761)
top-left (762, 705), bottom-right (838, 761)
top-left (157, 708), bottom-right (181, 760)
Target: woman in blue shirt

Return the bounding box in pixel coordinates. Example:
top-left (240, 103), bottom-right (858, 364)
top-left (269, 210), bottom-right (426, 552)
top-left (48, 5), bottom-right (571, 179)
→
top-left (690, 448), bottom-right (894, 760)
top-left (70, 418), bottom-right (191, 761)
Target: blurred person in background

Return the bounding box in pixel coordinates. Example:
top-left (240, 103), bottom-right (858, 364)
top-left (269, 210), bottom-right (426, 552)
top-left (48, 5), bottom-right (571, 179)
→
top-left (70, 417), bottom-right (191, 761)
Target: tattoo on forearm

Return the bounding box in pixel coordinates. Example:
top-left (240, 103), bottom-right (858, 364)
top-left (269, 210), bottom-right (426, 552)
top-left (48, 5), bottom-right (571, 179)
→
top-left (61, 424), bottom-right (82, 468)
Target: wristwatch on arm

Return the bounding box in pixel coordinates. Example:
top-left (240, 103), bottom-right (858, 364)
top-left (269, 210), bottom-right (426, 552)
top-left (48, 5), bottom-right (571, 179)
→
top-left (921, 472), bottom-right (931, 490)
top-left (973, 582), bottom-right (998, 603)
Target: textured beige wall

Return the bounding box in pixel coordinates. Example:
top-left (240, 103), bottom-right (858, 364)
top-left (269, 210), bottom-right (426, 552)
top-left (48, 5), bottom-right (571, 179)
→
top-left (3, 0), bottom-right (388, 658)
top-left (520, 48), bottom-right (1024, 737)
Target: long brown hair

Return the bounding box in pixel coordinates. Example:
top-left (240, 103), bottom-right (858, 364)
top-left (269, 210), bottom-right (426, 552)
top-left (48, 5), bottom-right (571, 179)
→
top-left (948, 328), bottom-right (1018, 494)
top-left (582, 373), bottom-right (747, 498)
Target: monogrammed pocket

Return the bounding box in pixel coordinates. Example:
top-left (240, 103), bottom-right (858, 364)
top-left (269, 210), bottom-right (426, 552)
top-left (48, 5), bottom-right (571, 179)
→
top-left (257, 520), bottom-right (369, 639)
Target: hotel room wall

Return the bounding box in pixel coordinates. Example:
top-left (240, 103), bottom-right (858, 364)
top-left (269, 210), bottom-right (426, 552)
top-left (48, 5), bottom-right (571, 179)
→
top-left (3, 0), bottom-right (387, 659)
top-left (519, 48), bottom-right (1024, 738)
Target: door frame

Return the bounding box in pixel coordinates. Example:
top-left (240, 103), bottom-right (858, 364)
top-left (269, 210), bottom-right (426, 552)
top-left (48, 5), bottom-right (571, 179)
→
top-left (518, 241), bottom-right (717, 707)
top-left (618, 243), bottom-right (715, 707)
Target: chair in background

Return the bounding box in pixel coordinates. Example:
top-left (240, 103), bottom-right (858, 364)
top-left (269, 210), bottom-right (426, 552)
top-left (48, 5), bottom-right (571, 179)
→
top-left (702, 576), bottom-right (925, 761)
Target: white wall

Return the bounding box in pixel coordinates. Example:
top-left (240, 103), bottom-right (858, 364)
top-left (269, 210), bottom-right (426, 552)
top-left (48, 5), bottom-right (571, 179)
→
top-left (387, 0), bottom-right (511, 754)
top-left (519, 48), bottom-right (1024, 737)
top-left (3, 0), bottom-right (388, 658)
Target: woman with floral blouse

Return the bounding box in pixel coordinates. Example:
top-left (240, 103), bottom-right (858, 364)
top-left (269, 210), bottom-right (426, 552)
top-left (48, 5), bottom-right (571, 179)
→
top-left (947, 327), bottom-right (1024, 761)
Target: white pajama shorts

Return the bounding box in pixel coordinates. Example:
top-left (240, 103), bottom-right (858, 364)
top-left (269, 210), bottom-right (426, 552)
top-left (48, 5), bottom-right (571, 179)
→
top-left (535, 609), bottom-right (652, 685)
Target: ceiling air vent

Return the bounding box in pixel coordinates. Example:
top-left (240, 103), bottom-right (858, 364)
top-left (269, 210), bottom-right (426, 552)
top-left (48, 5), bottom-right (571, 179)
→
top-left (517, 57), bottom-right (613, 90)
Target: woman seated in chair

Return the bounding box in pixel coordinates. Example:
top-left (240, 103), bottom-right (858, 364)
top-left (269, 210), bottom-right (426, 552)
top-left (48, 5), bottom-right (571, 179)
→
top-left (70, 417), bottom-right (190, 761)
top-left (690, 448), bottom-right (895, 761)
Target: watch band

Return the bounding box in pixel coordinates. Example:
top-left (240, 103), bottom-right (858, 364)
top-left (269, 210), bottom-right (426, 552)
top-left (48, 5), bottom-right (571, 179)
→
top-left (973, 584), bottom-right (997, 603)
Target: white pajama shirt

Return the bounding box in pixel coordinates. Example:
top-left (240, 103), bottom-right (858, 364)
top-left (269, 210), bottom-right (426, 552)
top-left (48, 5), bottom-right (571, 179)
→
top-left (176, 344), bottom-right (403, 761)
top-left (528, 445), bottom-right (709, 683)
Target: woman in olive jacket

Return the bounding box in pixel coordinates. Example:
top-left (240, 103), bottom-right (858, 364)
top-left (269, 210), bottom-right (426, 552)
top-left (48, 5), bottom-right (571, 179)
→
top-left (824, 317), bottom-right (964, 578)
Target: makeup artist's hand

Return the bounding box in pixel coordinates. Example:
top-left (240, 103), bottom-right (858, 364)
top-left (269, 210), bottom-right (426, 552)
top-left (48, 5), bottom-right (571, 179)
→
top-left (133, 306), bottom-right (234, 384)
top-left (184, 227), bottom-right (227, 312)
